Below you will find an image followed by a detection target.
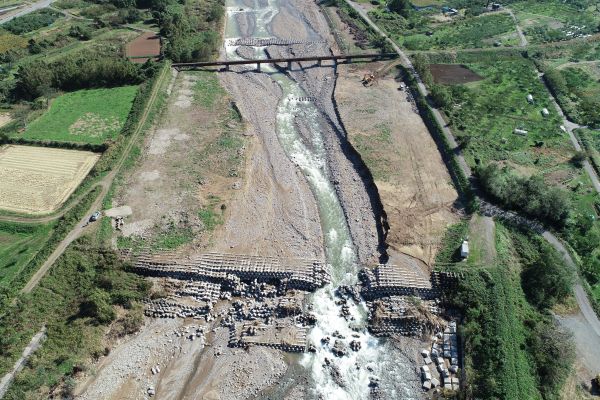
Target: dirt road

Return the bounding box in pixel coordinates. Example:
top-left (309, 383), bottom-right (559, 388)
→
top-left (20, 63), bottom-right (170, 294)
top-left (0, 327), bottom-right (46, 398)
top-left (0, 0), bottom-right (55, 24)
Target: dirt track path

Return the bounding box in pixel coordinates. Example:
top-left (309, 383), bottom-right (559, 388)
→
top-left (0, 327), bottom-right (46, 398)
top-left (20, 63), bottom-right (170, 294)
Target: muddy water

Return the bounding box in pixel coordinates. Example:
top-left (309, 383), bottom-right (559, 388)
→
top-left (224, 1), bottom-right (417, 398)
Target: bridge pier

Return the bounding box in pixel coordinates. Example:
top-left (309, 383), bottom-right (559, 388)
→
top-left (318, 59), bottom-right (322, 67)
top-left (257, 62), bottom-right (261, 72)
top-left (287, 61), bottom-right (292, 70)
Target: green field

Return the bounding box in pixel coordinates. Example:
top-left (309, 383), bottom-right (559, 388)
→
top-left (435, 59), bottom-right (569, 171)
top-left (0, 222), bottom-right (53, 288)
top-left (513, 0), bottom-right (600, 44)
top-left (18, 86), bottom-right (138, 144)
top-left (402, 13), bottom-right (517, 50)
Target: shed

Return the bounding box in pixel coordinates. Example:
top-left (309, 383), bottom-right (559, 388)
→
top-left (421, 365), bottom-right (430, 373)
top-left (422, 380), bottom-right (432, 390)
top-left (527, 94), bottom-right (534, 103)
top-left (541, 108), bottom-right (549, 117)
top-left (460, 240), bottom-right (469, 258)
top-left (514, 128), bottom-right (528, 136)
top-left (431, 377), bottom-right (440, 387)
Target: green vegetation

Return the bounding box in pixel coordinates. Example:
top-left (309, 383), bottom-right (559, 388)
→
top-left (443, 222), bottom-right (574, 400)
top-left (512, 0), bottom-right (600, 44)
top-left (19, 86), bottom-right (138, 144)
top-left (542, 64), bottom-right (600, 127)
top-left (0, 241), bottom-right (150, 399)
top-left (426, 58), bottom-right (567, 170)
top-left (402, 13), bottom-right (516, 50)
top-left (3, 9), bottom-right (61, 35)
top-left (148, 0), bottom-right (223, 62)
top-left (0, 222), bottom-right (54, 289)
top-left (477, 163), bottom-right (571, 227)
top-left (193, 71), bottom-right (226, 108)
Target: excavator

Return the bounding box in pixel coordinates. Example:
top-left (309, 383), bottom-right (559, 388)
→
top-left (361, 59), bottom-right (402, 87)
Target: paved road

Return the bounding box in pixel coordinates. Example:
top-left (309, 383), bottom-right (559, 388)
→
top-left (0, 0), bottom-right (55, 24)
top-left (20, 63), bottom-right (170, 295)
top-left (344, 0), bottom-right (600, 376)
top-left (0, 327), bottom-right (46, 398)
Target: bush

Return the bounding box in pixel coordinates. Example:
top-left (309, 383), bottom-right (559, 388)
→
top-left (80, 289), bottom-right (116, 324)
top-left (476, 163), bottom-right (571, 227)
top-left (15, 54), bottom-right (144, 99)
top-left (3, 9), bottom-right (60, 35)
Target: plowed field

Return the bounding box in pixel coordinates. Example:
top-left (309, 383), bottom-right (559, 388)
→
top-left (0, 145), bottom-right (99, 214)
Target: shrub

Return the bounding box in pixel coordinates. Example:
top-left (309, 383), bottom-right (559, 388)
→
top-left (3, 9), bottom-right (60, 35)
top-left (476, 163), bottom-right (571, 227)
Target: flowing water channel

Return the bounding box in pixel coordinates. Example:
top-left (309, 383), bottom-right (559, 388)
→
top-left (223, 1), bottom-right (417, 398)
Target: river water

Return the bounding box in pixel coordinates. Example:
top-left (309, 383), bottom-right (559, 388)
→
top-left (223, 1), bottom-right (417, 398)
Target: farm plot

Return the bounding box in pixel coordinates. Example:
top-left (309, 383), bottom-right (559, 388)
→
top-left (126, 31), bottom-right (161, 63)
top-left (0, 145), bottom-right (99, 214)
top-left (512, 0), bottom-right (600, 44)
top-left (18, 86), bottom-right (138, 145)
top-left (437, 59), bottom-right (570, 172)
top-left (429, 64), bottom-right (482, 84)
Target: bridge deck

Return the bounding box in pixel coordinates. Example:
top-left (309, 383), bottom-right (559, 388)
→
top-left (172, 52), bottom-right (397, 70)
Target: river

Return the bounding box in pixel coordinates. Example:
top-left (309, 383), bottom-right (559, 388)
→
top-left (223, 0), bottom-right (417, 398)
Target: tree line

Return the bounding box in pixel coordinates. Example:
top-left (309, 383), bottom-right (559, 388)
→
top-left (476, 163), bottom-right (571, 228)
top-left (13, 52), bottom-right (157, 100)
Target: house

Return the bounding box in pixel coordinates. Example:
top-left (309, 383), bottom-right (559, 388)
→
top-left (526, 94), bottom-right (534, 103)
top-left (541, 108), bottom-right (549, 117)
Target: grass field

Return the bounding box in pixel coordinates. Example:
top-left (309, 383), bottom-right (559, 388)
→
top-left (0, 222), bottom-right (54, 288)
top-left (19, 86), bottom-right (138, 144)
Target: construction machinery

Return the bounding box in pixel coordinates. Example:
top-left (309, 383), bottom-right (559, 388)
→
top-left (362, 73), bottom-right (377, 86)
top-left (361, 59), bottom-right (402, 88)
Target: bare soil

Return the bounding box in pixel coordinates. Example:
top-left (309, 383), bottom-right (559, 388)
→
top-left (125, 32), bottom-right (161, 63)
top-left (429, 64), bottom-right (483, 85)
top-left (334, 63), bottom-right (460, 266)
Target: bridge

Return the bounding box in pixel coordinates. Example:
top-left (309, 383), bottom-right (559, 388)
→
top-left (172, 52), bottom-right (398, 72)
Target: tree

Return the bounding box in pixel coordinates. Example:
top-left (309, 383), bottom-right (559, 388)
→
top-left (388, 0), bottom-right (410, 17)
top-left (430, 84), bottom-right (452, 109)
top-left (521, 242), bottom-right (573, 309)
top-left (80, 289), bottom-right (116, 324)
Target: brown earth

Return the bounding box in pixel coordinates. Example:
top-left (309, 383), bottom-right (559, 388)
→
top-left (429, 64), bottom-right (483, 85)
top-left (125, 32), bottom-right (161, 63)
top-left (335, 63), bottom-right (460, 266)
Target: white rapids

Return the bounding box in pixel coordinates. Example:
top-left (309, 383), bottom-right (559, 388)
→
top-left (223, 0), bottom-right (418, 398)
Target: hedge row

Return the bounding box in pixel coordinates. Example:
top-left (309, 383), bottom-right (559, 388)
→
top-left (401, 66), bottom-right (478, 212)
top-left (0, 136), bottom-right (107, 152)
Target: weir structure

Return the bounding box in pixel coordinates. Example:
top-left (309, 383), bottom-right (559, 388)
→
top-left (134, 251), bottom-right (330, 291)
top-left (172, 52), bottom-right (398, 72)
